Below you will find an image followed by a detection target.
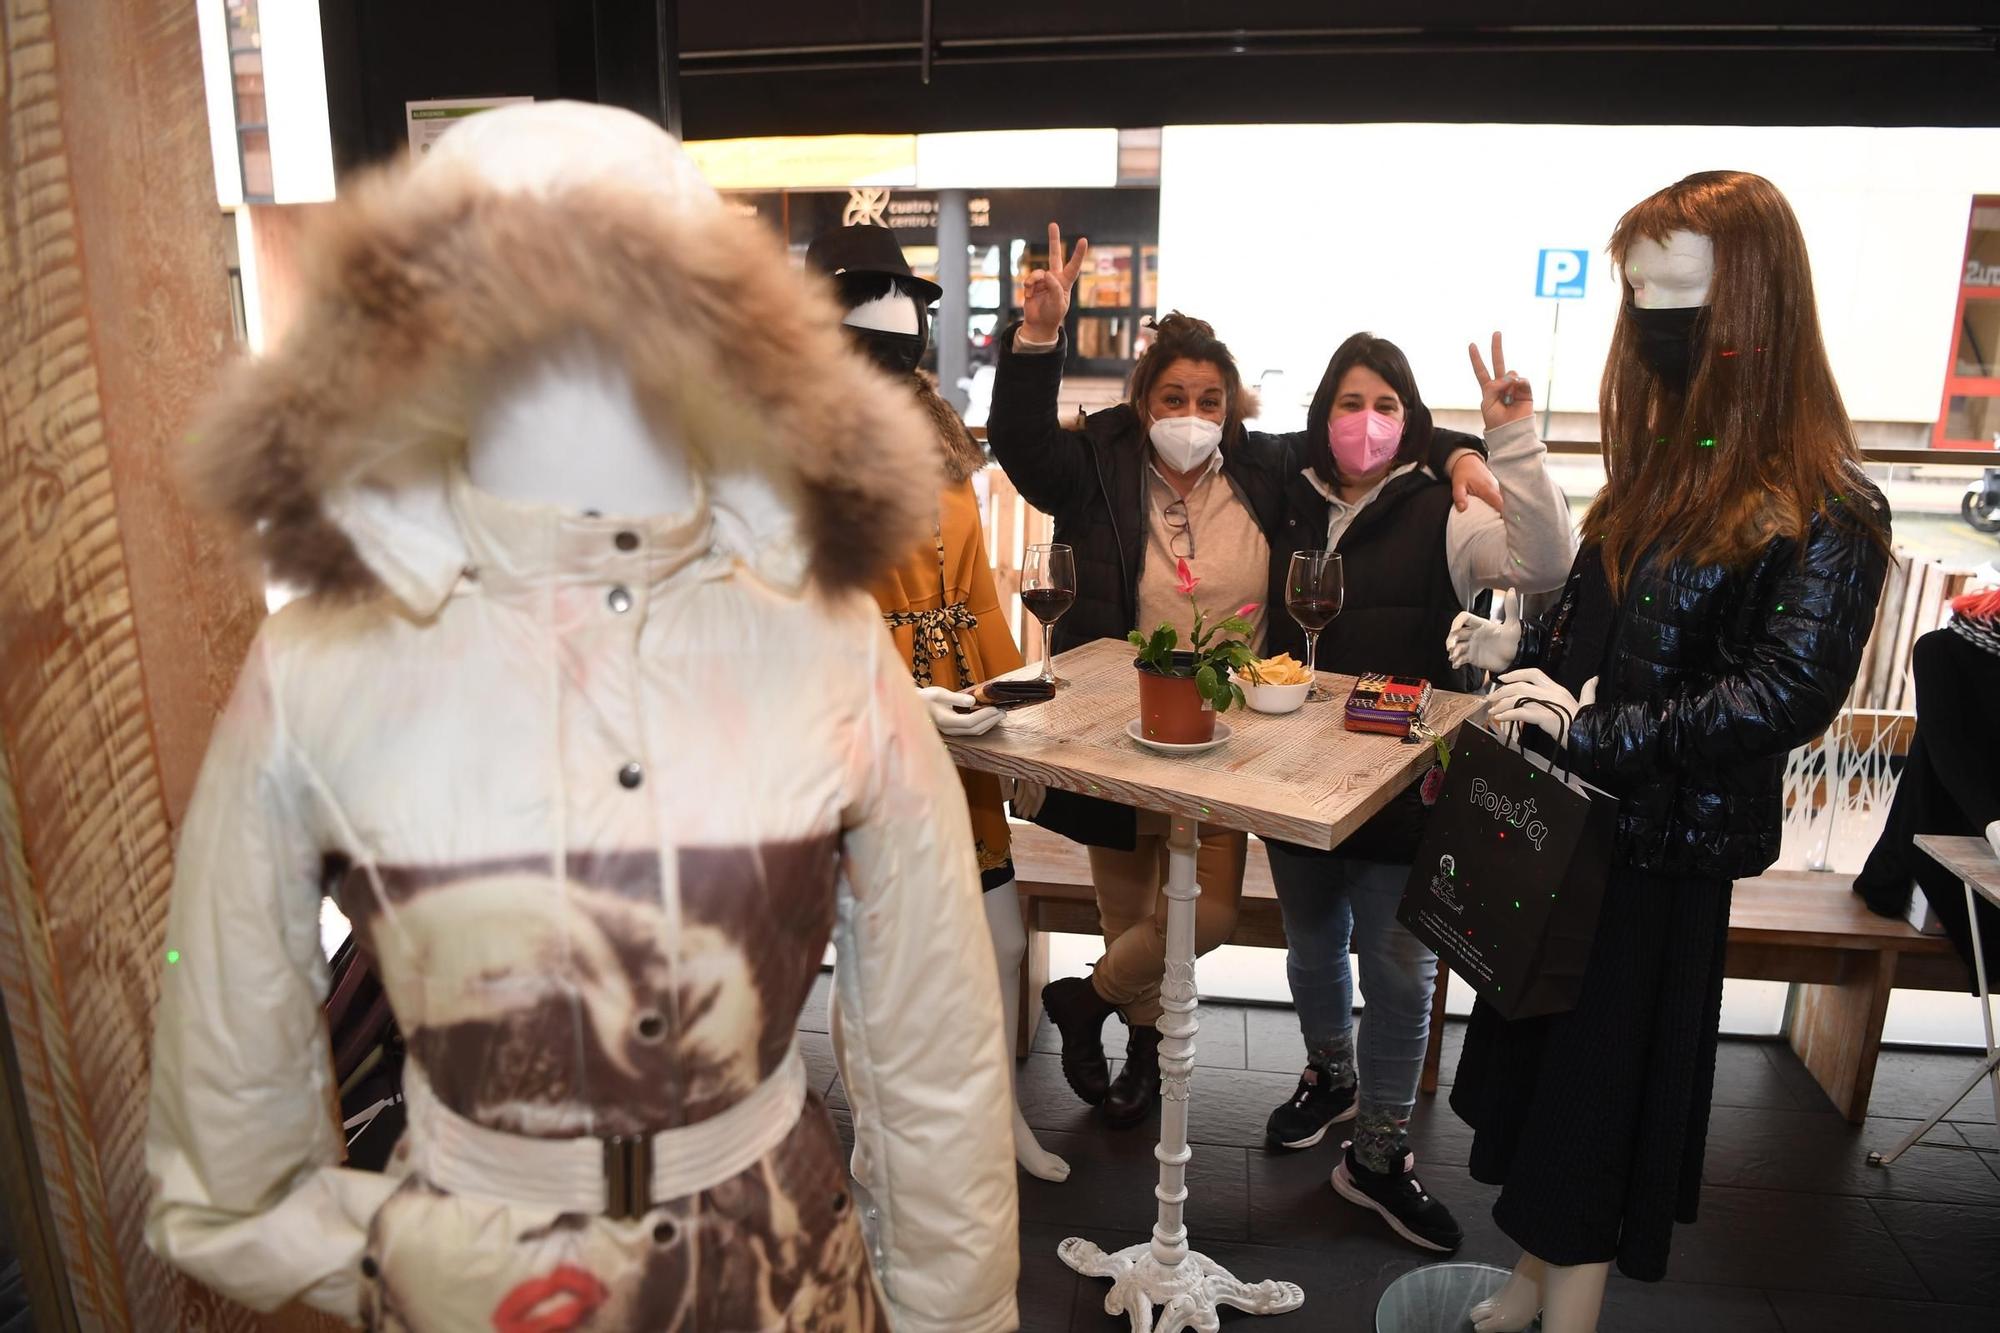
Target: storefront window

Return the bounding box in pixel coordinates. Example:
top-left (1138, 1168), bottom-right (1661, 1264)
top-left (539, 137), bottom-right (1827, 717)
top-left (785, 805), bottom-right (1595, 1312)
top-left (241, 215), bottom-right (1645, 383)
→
top-left (1074, 316), bottom-right (1133, 360)
top-left (1944, 393), bottom-right (2000, 444)
top-left (1935, 197), bottom-right (2000, 448)
top-left (1953, 297), bottom-right (1999, 378)
top-left (1078, 244), bottom-right (1133, 309)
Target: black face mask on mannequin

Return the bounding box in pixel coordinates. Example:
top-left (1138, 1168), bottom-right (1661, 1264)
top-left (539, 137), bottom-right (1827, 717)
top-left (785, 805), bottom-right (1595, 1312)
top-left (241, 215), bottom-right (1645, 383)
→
top-left (854, 328), bottom-right (927, 376)
top-left (1628, 305), bottom-right (1709, 393)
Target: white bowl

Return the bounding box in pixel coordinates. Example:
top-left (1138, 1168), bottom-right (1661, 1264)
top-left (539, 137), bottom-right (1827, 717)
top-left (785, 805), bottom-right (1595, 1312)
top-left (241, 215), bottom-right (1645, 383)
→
top-left (1241, 676), bottom-right (1309, 714)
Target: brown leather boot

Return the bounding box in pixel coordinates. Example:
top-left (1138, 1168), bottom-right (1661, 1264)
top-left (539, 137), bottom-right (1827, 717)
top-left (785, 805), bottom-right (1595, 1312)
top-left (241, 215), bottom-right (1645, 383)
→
top-left (1041, 975), bottom-right (1115, 1105)
top-left (1101, 1023), bottom-right (1162, 1129)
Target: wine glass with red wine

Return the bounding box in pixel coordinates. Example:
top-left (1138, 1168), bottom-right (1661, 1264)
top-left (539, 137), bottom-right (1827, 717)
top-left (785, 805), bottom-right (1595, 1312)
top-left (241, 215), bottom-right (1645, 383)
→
top-left (1286, 550), bottom-right (1343, 702)
top-left (1021, 543), bottom-right (1076, 687)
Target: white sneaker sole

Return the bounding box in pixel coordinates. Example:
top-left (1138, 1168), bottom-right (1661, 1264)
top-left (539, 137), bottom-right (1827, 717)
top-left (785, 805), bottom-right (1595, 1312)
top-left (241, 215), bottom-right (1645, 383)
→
top-left (1331, 1161), bottom-right (1456, 1253)
top-left (1270, 1102), bottom-right (1359, 1151)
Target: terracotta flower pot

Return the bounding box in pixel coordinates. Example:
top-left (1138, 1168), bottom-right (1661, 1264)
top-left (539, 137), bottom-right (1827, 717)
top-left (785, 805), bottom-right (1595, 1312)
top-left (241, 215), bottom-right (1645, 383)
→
top-left (1135, 652), bottom-right (1216, 744)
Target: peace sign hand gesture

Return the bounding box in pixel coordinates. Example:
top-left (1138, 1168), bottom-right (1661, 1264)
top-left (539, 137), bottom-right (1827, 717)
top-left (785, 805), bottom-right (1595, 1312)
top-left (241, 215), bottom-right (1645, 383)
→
top-left (1468, 332), bottom-right (1533, 430)
top-left (1021, 221), bottom-right (1089, 344)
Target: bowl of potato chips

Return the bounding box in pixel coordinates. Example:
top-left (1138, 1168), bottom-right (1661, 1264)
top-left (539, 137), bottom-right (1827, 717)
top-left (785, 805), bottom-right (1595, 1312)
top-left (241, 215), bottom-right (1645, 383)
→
top-left (1237, 653), bottom-right (1313, 714)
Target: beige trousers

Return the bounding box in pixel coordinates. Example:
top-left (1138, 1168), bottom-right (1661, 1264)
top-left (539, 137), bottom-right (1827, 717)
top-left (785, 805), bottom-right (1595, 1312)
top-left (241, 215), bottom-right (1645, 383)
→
top-left (1085, 812), bottom-right (1247, 1026)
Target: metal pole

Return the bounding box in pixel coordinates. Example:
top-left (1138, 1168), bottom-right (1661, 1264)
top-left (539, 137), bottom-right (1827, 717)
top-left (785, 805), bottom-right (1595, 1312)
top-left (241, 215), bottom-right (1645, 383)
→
top-left (1542, 301), bottom-right (1559, 439)
top-left (1971, 878), bottom-right (2000, 1128)
top-left (936, 188), bottom-right (971, 414)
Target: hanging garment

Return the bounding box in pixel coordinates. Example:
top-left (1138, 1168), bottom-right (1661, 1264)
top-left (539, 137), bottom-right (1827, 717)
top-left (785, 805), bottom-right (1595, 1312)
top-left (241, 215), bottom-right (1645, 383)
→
top-left (145, 101), bottom-right (1019, 1333)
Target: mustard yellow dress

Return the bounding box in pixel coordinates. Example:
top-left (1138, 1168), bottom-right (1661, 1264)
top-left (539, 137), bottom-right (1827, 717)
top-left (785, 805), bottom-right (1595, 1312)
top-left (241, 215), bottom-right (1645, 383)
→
top-left (868, 381), bottom-right (1023, 889)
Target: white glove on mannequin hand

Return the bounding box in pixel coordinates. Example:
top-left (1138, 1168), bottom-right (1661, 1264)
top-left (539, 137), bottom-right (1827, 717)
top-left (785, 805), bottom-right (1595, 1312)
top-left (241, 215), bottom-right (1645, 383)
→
top-left (919, 686), bottom-right (1002, 737)
top-left (1447, 588), bottom-right (1524, 674)
top-left (1004, 777), bottom-right (1048, 819)
top-left (1487, 668), bottom-right (1598, 746)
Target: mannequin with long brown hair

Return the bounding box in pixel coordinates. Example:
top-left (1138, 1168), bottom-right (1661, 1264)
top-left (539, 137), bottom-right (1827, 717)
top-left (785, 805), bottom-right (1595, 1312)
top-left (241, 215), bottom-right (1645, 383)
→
top-left (1445, 171), bottom-right (1891, 1332)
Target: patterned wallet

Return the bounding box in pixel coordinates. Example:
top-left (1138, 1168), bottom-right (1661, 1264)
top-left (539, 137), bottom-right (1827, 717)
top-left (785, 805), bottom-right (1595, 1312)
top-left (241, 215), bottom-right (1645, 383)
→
top-left (1343, 674), bottom-right (1433, 737)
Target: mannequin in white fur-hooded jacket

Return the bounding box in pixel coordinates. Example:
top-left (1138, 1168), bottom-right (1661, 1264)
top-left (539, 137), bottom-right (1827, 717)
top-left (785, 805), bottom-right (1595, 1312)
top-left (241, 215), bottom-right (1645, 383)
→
top-left (144, 102), bottom-right (1020, 1333)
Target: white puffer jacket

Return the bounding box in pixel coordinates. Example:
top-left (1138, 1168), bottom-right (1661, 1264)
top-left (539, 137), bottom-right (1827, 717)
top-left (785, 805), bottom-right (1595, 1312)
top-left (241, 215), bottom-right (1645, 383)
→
top-left (145, 102), bottom-right (1019, 1332)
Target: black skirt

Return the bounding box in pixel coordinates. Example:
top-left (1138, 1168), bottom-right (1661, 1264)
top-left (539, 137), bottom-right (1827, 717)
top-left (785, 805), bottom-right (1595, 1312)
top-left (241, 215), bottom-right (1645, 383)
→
top-left (1450, 867), bottom-right (1733, 1282)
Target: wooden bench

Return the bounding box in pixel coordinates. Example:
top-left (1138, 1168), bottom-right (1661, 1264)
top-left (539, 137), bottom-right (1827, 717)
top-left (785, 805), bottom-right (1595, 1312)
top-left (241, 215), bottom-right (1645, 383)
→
top-left (1009, 822), bottom-right (1967, 1122)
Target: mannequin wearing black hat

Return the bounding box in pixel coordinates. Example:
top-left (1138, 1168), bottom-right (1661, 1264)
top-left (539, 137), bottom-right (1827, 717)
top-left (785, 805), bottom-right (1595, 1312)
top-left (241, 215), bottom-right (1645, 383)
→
top-left (809, 223), bottom-right (1072, 1184)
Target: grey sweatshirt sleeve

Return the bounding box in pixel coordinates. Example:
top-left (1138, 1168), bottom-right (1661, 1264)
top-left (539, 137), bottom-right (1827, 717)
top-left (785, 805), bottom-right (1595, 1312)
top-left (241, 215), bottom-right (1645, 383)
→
top-left (1443, 416), bottom-right (1576, 608)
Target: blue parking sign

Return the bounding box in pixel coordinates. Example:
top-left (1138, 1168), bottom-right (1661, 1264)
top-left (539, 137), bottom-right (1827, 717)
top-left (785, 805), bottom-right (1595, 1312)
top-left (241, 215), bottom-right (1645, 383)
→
top-left (1536, 249), bottom-right (1588, 299)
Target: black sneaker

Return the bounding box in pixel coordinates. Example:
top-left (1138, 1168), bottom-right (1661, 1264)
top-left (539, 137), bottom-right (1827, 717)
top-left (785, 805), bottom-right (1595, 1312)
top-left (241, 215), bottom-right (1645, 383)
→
top-left (1331, 1142), bottom-right (1464, 1253)
top-left (1263, 1064), bottom-right (1357, 1150)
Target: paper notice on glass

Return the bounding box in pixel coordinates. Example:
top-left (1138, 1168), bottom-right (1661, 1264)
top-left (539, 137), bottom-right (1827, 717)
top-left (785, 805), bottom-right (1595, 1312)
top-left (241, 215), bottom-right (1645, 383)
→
top-left (406, 97), bottom-right (533, 155)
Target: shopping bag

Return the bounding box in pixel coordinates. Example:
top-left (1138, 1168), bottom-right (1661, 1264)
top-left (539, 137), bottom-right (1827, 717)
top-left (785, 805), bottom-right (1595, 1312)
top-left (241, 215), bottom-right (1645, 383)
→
top-left (1396, 722), bottom-right (1615, 1019)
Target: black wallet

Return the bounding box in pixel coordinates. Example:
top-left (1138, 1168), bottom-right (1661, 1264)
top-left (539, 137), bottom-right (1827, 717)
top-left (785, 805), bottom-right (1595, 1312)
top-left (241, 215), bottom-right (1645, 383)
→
top-left (956, 679), bottom-right (1055, 712)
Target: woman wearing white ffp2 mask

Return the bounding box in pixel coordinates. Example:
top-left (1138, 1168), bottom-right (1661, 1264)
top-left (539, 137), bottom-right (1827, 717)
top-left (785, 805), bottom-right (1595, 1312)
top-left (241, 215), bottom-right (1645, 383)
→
top-left (1148, 414), bottom-right (1223, 473)
top-left (986, 228), bottom-right (1283, 1134)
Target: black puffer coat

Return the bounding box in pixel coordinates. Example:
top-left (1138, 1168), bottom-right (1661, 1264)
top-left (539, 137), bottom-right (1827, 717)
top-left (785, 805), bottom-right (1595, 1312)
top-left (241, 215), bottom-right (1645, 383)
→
top-left (1523, 481), bottom-right (1891, 879)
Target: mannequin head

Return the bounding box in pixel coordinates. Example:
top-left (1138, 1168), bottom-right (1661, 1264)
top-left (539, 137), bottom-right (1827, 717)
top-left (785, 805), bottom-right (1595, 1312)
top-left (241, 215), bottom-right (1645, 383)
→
top-left (415, 99), bottom-right (717, 209)
top-left (835, 274), bottom-right (930, 375)
top-left (1588, 170), bottom-right (1885, 591)
top-left (1622, 230), bottom-right (1714, 309)
top-left (807, 224), bottom-right (940, 376)
top-left (1126, 312), bottom-right (1245, 438)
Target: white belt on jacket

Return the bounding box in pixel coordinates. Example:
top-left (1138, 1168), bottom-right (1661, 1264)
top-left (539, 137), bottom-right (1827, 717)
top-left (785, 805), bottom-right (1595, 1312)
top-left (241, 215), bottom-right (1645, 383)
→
top-left (400, 1042), bottom-right (807, 1219)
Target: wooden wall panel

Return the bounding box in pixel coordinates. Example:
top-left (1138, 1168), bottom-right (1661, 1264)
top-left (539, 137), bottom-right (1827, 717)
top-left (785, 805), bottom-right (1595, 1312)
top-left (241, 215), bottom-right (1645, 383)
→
top-left (0, 1), bottom-right (327, 1329)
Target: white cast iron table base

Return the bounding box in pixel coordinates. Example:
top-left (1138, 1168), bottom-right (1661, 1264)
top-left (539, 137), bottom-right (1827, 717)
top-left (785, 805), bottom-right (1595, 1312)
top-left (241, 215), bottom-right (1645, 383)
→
top-left (1059, 1238), bottom-right (1305, 1332)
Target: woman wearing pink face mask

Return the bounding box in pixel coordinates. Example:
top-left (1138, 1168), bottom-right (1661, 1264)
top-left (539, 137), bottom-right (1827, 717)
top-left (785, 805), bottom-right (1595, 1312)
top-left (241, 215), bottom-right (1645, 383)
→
top-left (1255, 332), bottom-right (1574, 1257)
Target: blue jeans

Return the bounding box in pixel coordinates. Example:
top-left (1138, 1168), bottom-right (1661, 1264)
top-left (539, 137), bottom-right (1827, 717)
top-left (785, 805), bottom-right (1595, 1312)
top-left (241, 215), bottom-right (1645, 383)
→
top-left (1265, 846), bottom-right (1438, 1119)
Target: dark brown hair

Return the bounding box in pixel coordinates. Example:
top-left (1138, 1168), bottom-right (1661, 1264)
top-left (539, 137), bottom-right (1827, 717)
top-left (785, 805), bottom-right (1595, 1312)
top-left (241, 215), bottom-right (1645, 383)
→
top-left (1585, 170), bottom-right (1888, 596)
top-left (1126, 311), bottom-right (1249, 445)
top-left (1304, 332), bottom-right (1435, 484)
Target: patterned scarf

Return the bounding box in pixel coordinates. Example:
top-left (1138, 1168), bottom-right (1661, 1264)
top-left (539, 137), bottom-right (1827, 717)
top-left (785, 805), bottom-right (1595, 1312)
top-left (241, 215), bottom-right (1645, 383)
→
top-left (1948, 588), bottom-right (2000, 661)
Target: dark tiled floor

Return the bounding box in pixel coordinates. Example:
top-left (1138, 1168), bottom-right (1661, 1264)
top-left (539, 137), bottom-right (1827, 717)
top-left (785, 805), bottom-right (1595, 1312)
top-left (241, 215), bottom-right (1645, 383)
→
top-left (802, 976), bottom-right (2000, 1331)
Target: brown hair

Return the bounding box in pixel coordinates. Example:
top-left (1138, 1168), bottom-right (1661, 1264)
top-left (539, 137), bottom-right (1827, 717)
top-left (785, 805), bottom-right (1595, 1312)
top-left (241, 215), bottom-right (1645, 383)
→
top-left (1126, 311), bottom-right (1249, 446)
top-left (1584, 170), bottom-right (1887, 596)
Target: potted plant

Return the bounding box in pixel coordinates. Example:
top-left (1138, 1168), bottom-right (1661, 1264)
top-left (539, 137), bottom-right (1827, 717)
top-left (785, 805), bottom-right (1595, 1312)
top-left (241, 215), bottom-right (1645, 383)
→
top-left (1127, 558), bottom-right (1260, 744)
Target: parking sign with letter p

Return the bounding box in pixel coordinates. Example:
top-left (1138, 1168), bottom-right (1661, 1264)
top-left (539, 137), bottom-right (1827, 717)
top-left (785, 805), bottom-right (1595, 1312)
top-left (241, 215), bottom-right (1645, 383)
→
top-left (1536, 249), bottom-right (1588, 299)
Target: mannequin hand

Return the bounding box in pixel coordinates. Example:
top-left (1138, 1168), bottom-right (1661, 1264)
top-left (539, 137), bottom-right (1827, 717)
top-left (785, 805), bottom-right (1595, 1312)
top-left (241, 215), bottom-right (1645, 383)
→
top-left (1020, 221), bottom-right (1087, 344)
top-left (1469, 331), bottom-right (1533, 430)
top-left (1449, 448), bottom-right (1504, 514)
top-left (1488, 667), bottom-right (1583, 746)
top-left (1446, 588), bottom-right (1523, 673)
top-left (920, 686), bottom-right (1002, 736)
top-left (1987, 819), bottom-right (2000, 861)
top-left (1579, 675), bottom-right (1598, 710)
top-left (1005, 777), bottom-right (1048, 819)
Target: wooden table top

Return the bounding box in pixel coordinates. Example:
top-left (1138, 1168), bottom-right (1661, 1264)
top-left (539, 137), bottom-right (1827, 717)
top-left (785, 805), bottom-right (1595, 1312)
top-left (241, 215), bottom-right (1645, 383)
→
top-left (944, 639), bottom-right (1486, 850)
top-left (1914, 834), bottom-right (2000, 909)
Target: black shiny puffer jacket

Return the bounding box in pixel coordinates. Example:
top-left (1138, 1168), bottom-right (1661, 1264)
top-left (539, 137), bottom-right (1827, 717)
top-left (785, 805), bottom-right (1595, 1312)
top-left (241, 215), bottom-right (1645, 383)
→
top-left (1521, 480), bottom-right (1890, 880)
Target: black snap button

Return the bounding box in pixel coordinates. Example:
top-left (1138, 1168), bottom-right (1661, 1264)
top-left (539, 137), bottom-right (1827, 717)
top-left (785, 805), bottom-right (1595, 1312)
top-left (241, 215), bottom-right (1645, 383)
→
top-left (652, 1217), bottom-right (680, 1245)
top-left (360, 1256), bottom-right (379, 1278)
top-left (583, 509), bottom-right (603, 519)
top-left (614, 530), bottom-right (640, 552)
top-left (618, 762), bottom-right (644, 789)
top-left (634, 1010), bottom-right (666, 1042)
top-left (608, 586), bottom-right (633, 614)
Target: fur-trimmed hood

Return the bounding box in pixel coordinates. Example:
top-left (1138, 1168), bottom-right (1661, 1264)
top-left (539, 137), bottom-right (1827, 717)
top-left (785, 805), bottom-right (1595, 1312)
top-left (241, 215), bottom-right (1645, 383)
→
top-left (184, 109), bottom-right (936, 610)
top-left (913, 375), bottom-right (987, 485)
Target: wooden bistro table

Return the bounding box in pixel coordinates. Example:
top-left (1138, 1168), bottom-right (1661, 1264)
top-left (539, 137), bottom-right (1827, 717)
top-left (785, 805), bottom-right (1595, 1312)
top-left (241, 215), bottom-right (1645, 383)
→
top-left (1869, 833), bottom-right (2000, 1168)
top-left (946, 639), bottom-right (1485, 1330)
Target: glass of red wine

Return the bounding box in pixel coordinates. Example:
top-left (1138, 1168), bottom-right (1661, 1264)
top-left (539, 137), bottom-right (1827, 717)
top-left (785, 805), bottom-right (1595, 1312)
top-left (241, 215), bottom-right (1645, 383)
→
top-left (1021, 543), bottom-right (1076, 687)
top-left (1286, 549), bottom-right (1343, 702)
